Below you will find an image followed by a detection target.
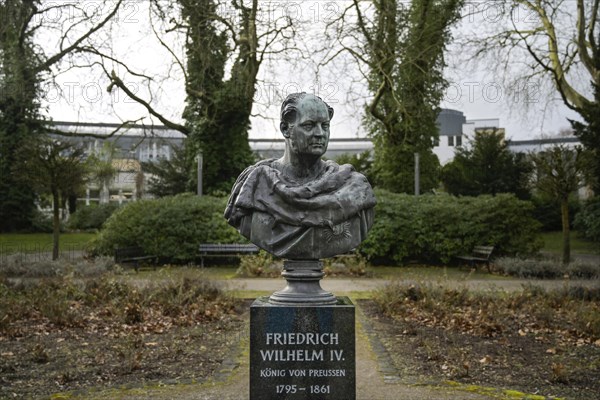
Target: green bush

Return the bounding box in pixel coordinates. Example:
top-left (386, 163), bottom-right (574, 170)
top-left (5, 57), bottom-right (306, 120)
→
top-left (67, 203), bottom-right (120, 231)
top-left (359, 190), bottom-right (542, 264)
top-left (574, 196), bottom-right (600, 243)
top-left (89, 194), bottom-right (242, 263)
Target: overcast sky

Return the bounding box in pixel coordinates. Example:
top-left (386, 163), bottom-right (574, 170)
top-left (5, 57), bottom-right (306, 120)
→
top-left (41, 0), bottom-right (584, 141)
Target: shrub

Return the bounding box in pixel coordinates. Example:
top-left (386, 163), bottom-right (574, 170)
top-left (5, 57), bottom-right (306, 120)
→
top-left (494, 257), bottom-right (600, 279)
top-left (89, 194), bottom-right (241, 263)
top-left (360, 190), bottom-right (542, 264)
top-left (494, 257), bottom-right (565, 279)
top-left (67, 203), bottom-right (119, 231)
top-left (237, 251), bottom-right (282, 277)
top-left (574, 196), bottom-right (600, 243)
top-left (0, 255), bottom-right (115, 278)
top-left (567, 261), bottom-right (600, 279)
top-left (324, 254), bottom-right (373, 277)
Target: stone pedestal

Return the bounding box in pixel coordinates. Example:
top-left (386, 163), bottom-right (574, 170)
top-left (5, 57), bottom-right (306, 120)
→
top-left (250, 297), bottom-right (355, 400)
top-left (269, 260), bottom-right (336, 306)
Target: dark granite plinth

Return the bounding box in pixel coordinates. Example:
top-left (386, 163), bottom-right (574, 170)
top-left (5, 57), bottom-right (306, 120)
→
top-left (250, 296), bottom-right (355, 400)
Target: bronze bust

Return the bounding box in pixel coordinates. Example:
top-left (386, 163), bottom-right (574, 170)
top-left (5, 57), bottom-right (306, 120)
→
top-left (225, 93), bottom-right (376, 260)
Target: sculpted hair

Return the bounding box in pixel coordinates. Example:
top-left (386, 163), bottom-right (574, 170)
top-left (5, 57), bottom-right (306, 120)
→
top-left (280, 92), bottom-right (334, 130)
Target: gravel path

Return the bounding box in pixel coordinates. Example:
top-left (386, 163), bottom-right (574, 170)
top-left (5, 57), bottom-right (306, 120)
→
top-left (222, 276), bottom-right (599, 293)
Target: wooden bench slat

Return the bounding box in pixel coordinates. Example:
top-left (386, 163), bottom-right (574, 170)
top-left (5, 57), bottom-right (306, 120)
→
top-left (114, 246), bottom-right (157, 272)
top-left (457, 245), bottom-right (494, 271)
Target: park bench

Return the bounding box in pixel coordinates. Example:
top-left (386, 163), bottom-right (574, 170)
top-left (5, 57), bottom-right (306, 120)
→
top-left (457, 245), bottom-right (495, 271)
top-left (198, 243), bottom-right (260, 267)
top-left (114, 246), bottom-right (158, 272)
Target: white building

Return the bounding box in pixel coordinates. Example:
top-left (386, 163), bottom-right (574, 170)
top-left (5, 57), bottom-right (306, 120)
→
top-left (59, 111), bottom-right (585, 204)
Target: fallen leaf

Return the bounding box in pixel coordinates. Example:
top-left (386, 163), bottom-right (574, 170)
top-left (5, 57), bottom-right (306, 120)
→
top-left (546, 348), bottom-right (557, 354)
top-left (479, 356), bottom-right (492, 364)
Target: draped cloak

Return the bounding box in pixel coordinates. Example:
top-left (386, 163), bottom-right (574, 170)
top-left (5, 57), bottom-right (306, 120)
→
top-left (224, 159), bottom-right (376, 259)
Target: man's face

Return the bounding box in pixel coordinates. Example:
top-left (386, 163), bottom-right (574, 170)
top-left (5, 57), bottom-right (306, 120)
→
top-left (285, 96), bottom-right (330, 157)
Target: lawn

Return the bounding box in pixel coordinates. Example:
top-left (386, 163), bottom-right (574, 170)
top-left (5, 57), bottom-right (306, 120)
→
top-left (540, 230), bottom-right (599, 254)
top-left (0, 232), bottom-right (97, 255)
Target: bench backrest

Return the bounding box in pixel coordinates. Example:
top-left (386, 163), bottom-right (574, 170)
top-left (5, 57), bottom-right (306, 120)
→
top-left (115, 246), bottom-right (145, 260)
top-left (199, 244), bottom-right (259, 252)
top-left (472, 245), bottom-right (494, 258)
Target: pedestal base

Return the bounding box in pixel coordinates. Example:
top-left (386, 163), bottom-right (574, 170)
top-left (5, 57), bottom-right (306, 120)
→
top-left (250, 297), bottom-right (356, 400)
top-left (269, 260), bottom-right (336, 306)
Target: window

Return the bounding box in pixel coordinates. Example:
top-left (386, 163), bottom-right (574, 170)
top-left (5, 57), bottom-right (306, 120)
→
top-left (456, 135), bottom-right (462, 146)
top-left (448, 136), bottom-right (454, 146)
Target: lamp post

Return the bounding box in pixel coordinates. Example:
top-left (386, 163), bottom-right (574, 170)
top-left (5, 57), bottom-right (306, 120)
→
top-left (414, 152), bottom-right (420, 196)
top-left (196, 153), bottom-right (203, 196)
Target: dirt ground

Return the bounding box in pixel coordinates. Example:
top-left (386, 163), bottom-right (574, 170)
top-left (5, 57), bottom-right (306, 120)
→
top-left (0, 312), bottom-right (247, 399)
top-left (2, 293), bottom-right (599, 399)
top-left (359, 300), bottom-right (600, 400)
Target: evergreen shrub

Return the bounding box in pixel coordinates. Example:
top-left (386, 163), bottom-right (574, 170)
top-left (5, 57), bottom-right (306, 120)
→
top-left (359, 190), bottom-right (542, 264)
top-left (68, 203), bottom-right (119, 231)
top-left (531, 195), bottom-right (580, 231)
top-left (574, 196), bottom-right (600, 243)
top-left (89, 194), bottom-right (241, 263)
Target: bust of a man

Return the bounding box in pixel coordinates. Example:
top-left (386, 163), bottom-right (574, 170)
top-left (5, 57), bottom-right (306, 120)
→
top-left (225, 92), bottom-right (376, 259)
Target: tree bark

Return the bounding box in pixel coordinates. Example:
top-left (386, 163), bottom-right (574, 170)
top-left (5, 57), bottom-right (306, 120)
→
top-left (561, 197), bottom-right (570, 265)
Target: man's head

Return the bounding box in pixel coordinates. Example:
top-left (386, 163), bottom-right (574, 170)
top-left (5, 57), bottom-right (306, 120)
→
top-left (280, 93), bottom-right (334, 158)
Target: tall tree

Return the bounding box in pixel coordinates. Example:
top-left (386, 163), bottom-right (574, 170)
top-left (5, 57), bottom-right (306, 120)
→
top-left (530, 145), bottom-right (590, 264)
top-left (101, 0), bottom-right (293, 194)
top-left (0, 0), bottom-right (43, 231)
top-left (13, 136), bottom-right (88, 259)
top-left (0, 0), bottom-right (123, 231)
top-left (181, 0), bottom-right (256, 194)
top-left (441, 129), bottom-right (533, 198)
top-left (470, 0), bottom-right (600, 192)
top-left (334, 0), bottom-right (463, 193)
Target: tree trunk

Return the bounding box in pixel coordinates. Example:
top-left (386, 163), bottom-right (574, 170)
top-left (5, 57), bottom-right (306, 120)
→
top-left (52, 191), bottom-right (60, 261)
top-left (561, 197), bottom-right (570, 265)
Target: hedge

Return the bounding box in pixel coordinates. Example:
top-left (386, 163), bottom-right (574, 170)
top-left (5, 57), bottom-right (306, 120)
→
top-left (90, 191), bottom-right (543, 265)
top-left (89, 194), bottom-right (241, 262)
top-left (359, 190), bottom-right (542, 264)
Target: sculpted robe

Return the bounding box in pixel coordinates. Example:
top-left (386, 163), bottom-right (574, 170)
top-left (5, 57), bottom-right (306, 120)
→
top-left (224, 159), bottom-right (376, 259)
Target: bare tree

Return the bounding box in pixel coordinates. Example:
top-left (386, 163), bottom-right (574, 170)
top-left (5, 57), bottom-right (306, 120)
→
top-left (13, 136), bottom-right (88, 260)
top-left (1, 0), bottom-right (124, 231)
top-left (469, 0), bottom-right (598, 112)
top-left (321, 0), bottom-right (463, 192)
top-left (76, 0), bottom-right (297, 192)
top-left (530, 145), bottom-right (591, 264)
top-left (467, 0), bottom-right (600, 191)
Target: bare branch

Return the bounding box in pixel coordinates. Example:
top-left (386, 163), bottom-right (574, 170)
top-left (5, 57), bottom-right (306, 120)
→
top-left (36, 0), bottom-right (124, 72)
top-left (46, 118), bottom-right (147, 139)
top-left (107, 69), bottom-right (189, 135)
